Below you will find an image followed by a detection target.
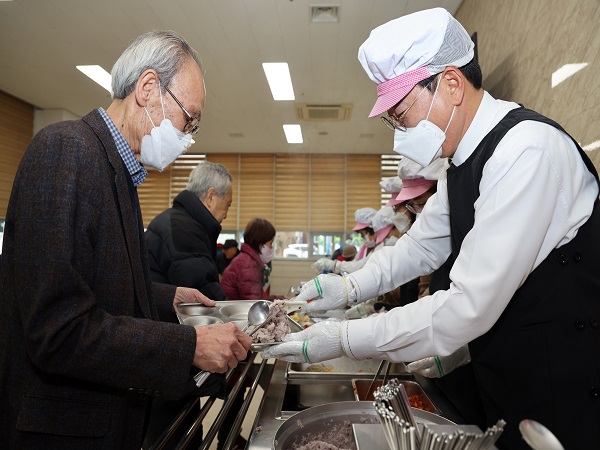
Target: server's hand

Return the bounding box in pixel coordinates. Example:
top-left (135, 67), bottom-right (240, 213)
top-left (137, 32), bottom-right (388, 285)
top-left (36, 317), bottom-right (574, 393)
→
top-left (406, 346), bottom-right (471, 378)
top-left (295, 274), bottom-right (357, 314)
top-left (261, 320), bottom-right (344, 363)
top-left (311, 258), bottom-right (337, 273)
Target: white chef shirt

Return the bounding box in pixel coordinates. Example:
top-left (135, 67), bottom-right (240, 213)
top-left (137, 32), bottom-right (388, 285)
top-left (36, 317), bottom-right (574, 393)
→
top-left (341, 92), bottom-right (599, 362)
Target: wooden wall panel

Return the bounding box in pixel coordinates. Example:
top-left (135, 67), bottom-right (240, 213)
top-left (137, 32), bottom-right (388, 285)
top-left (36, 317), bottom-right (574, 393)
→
top-left (0, 90), bottom-right (34, 218)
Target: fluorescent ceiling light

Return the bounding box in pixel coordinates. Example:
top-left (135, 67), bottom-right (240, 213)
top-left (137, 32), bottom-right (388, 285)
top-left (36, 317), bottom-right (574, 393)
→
top-left (552, 63), bottom-right (588, 88)
top-left (76, 65), bottom-right (112, 93)
top-left (262, 63), bottom-right (295, 101)
top-left (583, 140), bottom-right (600, 152)
top-left (283, 124), bottom-right (303, 144)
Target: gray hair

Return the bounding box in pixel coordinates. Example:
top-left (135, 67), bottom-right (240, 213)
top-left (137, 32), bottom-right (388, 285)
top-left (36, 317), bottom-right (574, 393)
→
top-left (187, 162), bottom-right (232, 199)
top-left (111, 30), bottom-right (204, 99)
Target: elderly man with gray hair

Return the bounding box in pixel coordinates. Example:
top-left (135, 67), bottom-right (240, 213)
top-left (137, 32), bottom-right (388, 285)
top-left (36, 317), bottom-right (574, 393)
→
top-left (146, 161), bottom-right (233, 301)
top-left (0, 31), bottom-right (251, 449)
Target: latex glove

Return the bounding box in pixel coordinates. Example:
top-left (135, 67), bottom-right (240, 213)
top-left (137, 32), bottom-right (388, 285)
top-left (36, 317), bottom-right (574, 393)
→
top-left (406, 346), bottom-right (471, 378)
top-left (295, 274), bottom-right (357, 315)
top-left (261, 320), bottom-right (344, 363)
top-left (311, 258), bottom-right (338, 274)
top-left (344, 298), bottom-right (377, 319)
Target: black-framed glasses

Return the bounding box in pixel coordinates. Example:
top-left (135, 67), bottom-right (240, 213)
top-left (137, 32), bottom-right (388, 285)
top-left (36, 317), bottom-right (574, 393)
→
top-left (381, 81), bottom-right (432, 132)
top-left (163, 84), bottom-right (201, 135)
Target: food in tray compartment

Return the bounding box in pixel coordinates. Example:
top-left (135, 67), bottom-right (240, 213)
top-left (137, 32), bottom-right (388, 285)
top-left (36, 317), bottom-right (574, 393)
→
top-left (290, 312), bottom-right (313, 328)
top-left (252, 301), bottom-right (291, 343)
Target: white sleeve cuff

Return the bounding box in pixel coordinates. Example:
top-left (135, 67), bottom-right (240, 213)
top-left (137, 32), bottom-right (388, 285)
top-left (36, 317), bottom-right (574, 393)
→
top-left (340, 318), bottom-right (378, 360)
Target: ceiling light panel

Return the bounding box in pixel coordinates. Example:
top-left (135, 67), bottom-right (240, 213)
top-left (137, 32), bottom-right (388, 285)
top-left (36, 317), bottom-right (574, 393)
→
top-left (283, 124), bottom-right (303, 144)
top-left (262, 63), bottom-right (295, 101)
top-left (76, 65), bottom-right (112, 93)
top-left (551, 63), bottom-right (588, 88)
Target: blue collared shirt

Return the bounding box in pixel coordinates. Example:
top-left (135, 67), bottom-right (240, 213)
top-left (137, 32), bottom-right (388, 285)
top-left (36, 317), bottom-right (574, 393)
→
top-left (98, 108), bottom-right (147, 187)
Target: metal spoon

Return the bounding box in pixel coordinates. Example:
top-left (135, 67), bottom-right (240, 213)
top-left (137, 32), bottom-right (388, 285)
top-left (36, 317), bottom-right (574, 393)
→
top-left (519, 419), bottom-right (565, 450)
top-left (194, 301), bottom-right (271, 387)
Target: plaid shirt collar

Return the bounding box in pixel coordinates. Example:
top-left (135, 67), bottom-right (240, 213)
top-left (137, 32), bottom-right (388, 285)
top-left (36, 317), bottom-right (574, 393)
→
top-left (98, 108), bottom-right (147, 187)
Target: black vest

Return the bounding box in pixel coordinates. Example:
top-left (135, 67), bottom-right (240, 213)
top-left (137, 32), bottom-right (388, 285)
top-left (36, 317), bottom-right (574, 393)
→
top-left (446, 107), bottom-right (600, 450)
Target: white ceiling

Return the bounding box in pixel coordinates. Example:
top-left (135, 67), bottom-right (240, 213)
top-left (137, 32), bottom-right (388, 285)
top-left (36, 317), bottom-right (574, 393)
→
top-left (0, 0), bottom-right (463, 155)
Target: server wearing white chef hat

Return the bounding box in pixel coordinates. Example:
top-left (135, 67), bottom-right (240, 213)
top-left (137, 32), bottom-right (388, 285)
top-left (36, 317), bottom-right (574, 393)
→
top-left (264, 8), bottom-right (600, 449)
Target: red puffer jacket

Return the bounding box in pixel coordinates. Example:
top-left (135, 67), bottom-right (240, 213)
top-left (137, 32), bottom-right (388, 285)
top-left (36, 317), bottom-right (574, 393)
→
top-left (220, 243), bottom-right (267, 300)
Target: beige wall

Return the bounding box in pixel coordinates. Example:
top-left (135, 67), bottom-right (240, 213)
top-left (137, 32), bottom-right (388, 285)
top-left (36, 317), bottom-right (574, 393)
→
top-left (456, 0), bottom-right (600, 169)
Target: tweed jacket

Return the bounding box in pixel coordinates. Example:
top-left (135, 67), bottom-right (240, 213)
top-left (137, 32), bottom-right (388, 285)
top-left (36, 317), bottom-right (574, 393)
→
top-left (0, 110), bottom-right (197, 449)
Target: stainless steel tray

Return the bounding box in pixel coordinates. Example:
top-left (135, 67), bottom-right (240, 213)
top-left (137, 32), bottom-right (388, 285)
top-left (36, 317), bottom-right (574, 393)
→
top-left (273, 400), bottom-right (454, 450)
top-left (287, 356), bottom-right (409, 380)
top-left (351, 378), bottom-right (439, 413)
top-left (175, 300), bottom-right (302, 352)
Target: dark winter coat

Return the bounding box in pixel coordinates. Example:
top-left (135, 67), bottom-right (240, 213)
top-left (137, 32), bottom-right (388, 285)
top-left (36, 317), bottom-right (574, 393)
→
top-left (145, 189), bottom-right (227, 303)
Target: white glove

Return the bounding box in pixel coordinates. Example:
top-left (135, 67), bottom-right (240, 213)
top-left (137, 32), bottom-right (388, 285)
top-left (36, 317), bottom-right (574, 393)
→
top-left (261, 320), bottom-right (344, 363)
top-left (311, 258), bottom-right (337, 274)
top-left (295, 274), bottom-right (357, 314)
top-left (344, 298), bottom-right (377, 319)
top-left (406, 346), bottom-right (471, 378)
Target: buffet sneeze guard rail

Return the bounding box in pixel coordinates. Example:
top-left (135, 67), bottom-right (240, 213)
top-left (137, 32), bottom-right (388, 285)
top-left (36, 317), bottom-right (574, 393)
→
top-left (147, 352), bottom-right (267, 450)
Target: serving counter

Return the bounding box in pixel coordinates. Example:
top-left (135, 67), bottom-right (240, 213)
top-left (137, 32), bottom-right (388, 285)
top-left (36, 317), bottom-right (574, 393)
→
top-left (246, 358), bottom-right (465, 450)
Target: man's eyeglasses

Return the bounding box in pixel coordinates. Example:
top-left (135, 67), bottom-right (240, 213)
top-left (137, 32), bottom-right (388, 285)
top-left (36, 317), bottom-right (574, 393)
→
top-left (163, 84), bottom-right (201, 135)
top-left (381, 81), bottom-right (431, 132)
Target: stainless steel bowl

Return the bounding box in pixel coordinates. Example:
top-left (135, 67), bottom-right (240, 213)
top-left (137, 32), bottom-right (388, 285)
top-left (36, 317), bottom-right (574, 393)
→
top-left (182, 316), bottom-right (224, 327)
top-left (274, 401), bottom-right (454, 450)
top-left (220, 303), bottom-right (253, 320)
top-left (176, 303), bottom-right (216, 316)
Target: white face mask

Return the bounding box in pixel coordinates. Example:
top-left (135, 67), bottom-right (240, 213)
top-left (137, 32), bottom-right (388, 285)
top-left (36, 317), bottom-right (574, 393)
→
top-left (392, 76), bottom-right (455, 167)
top-left (140, 83), bottom-right (193, 172)
top-left (260, 245), bottom-right (274, 264)
top-left (364, 238), bottom-right (377, 249)
top-left (384, 236), bottom-right (399, 246)
top-left (392, 213), bottom-right (411, 234)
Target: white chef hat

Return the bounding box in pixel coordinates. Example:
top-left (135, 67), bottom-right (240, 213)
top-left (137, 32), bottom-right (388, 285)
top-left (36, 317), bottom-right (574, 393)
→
top-left (352, 207), bottom-right (377, 231)
top-left (395, 158), bottom-right (448, 202)
top-left (358, 7), bottom-right (474, 118)
top-left (380, 176), bottom-right (404, 206)
top-left (372, 206), bottom-right (396, 245)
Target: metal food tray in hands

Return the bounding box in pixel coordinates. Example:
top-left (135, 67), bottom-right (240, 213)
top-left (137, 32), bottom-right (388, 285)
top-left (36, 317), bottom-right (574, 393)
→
top-left (175, 300), bottom-right (303, 351)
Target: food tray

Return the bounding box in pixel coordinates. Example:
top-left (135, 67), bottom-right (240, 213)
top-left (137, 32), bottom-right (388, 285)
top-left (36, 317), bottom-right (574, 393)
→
top-left (175, 300), bottom-right (302, 351)
top-left (273, 401), bottom-right (454, 450)
top-left (352, 378), bottom-right (438, 413)
top-left (287, 356), bottom-right (409, 380)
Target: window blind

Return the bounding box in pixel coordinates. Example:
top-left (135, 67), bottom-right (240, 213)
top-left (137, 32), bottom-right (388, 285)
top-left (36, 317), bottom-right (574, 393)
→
top-left (275, 154), bottom-right (309, 231)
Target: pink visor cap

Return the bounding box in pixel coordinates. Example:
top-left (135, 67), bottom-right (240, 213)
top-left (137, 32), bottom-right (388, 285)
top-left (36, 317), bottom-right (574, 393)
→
top-left (375, 224), bottom-right (394, 245)
top-left (396, 177), bottom-right (436, 202)
top-left (352, 207), bottom-right (377, 231)
top-left (372, 206), bottom-right (395, 244)
top-left (358, 8), bottom-right (475, 118)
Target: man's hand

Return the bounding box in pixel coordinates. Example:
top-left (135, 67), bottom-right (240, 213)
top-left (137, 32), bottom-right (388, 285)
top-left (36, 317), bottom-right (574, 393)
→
top-left (193, 323), bottom-right (252, 373)
top-left (173, 287), bottom-right (216, 309)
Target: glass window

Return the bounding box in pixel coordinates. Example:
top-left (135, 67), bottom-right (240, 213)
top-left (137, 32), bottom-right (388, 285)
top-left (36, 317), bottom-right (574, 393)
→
top-left (276, 231), bottom-right (309, 258)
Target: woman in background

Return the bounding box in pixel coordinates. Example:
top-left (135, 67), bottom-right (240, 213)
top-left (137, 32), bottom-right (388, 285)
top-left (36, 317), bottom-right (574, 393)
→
top-left (221, 218), bottom-right (277, 300)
